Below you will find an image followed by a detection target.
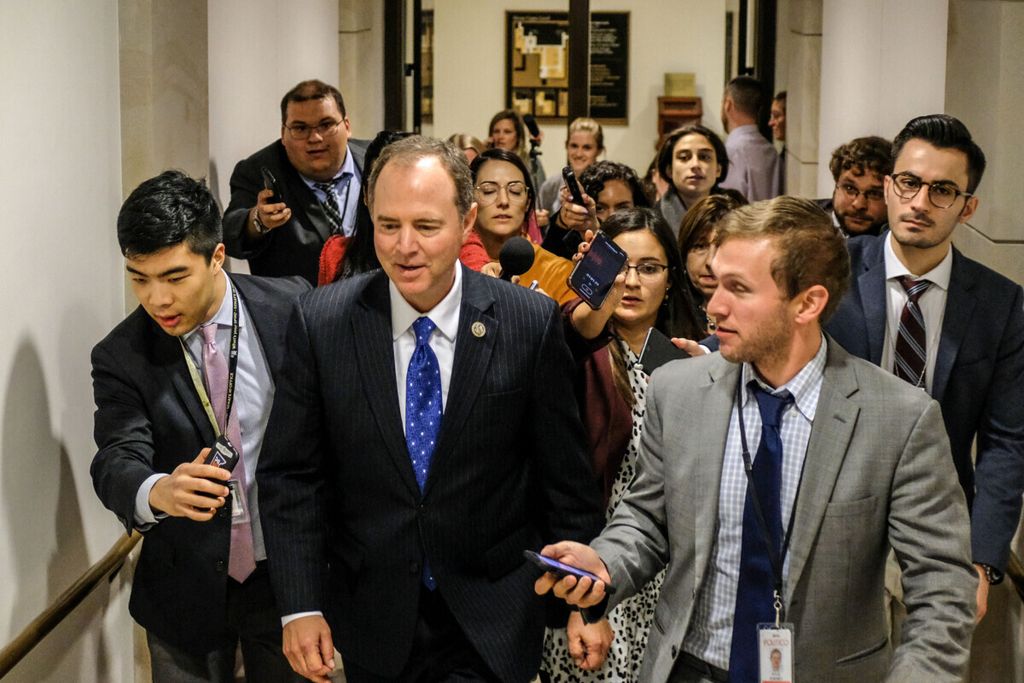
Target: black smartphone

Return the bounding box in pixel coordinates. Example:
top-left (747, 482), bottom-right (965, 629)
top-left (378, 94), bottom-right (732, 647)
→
top-left (567, 231), bottom-right (629, 310)
top-left (204, 434), bottom-right (239, 473)
top-left (637, 327), bottom-right (689, 375)
top-left (562, 165), bottom-right (585, 206)
top-left (523, 550), bottom-right (616, 594)
top-left (260, 166), bottom-right (282, 204)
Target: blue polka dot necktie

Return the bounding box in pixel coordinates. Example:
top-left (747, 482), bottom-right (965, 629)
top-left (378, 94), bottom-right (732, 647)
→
top-left (406, 316), bottom-right (442, 589)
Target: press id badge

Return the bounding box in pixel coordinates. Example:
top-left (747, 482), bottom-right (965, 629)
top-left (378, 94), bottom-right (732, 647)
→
top-left (758, 623), bottom-right (794, 682)
top-left (227, 479), bottom-right (250, 524)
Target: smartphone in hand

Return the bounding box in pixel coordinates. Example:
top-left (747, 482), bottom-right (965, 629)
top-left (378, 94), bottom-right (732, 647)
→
top-left (637, 327), bottom-right (690, 375)
top-left (523, 550), bottom-right (616, 595)
top-left (562, 165), bottom-right (586, 206)
top-left (260, 166), bottom-right (283, 204)
top-left (567, 231), bottom-right (629, 310)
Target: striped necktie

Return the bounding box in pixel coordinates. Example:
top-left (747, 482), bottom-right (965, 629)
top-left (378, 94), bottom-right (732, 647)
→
top-left (894, 276), bottom-right (931, 388)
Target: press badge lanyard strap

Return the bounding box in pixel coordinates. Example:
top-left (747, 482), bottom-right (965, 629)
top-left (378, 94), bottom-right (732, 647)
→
top-left (179, 285), bottom-right (241, 437)
top-left (735, 376), bottom-right (802, 625)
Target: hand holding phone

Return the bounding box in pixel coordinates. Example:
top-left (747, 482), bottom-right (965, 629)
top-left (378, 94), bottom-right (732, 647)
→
top-left (637, 327), bottom-right (691, 375)
top-left (567, 231), bottom-right (629, 310)
top-left (562, 165), bottom-right (585, 206)
top-left (260, 166), bottom-right (283, 205)
top-left (524, 550), bottom-right (616, 595)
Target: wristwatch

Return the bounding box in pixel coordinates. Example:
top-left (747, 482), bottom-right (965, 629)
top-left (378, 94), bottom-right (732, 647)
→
top-left (978, 562), bottom-right (1004, 585)
top-left (252, 209), bottom-right (269, 235)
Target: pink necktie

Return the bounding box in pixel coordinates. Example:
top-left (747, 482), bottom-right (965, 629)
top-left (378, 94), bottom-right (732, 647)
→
top-left (200, 323), bottom-right (256, 582)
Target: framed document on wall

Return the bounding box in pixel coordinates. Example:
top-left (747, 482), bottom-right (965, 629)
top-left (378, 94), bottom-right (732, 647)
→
top-left (505, 11), bottom-right (629, 124)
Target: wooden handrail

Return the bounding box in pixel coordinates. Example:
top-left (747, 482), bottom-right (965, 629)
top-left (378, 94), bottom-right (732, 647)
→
top-left (1007, 549), bottom-right (1024, 604)
top-left (0, 531), bottom-right (141, 678)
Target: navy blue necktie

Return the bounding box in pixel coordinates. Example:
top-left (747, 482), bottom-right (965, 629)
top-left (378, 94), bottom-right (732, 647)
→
top-left (729, 383), bottom-right (793, 682)
top-left (406, 316), bottom-right (442, 589)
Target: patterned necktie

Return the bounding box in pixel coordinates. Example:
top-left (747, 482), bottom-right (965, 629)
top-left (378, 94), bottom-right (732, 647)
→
top-left (894, 276), bottom-right (932, 388)
top-left (729, 383), bottom-right (793, 683)
top-left (314, 173), bottom-right (352, 235)
top-left (200, 323), bottom-right (256, 583)
top-left (406, 317), bottom-right (442, 590)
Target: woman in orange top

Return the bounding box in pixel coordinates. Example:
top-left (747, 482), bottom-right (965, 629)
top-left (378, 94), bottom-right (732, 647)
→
top-left (463, 148), bottom-right (577, 305)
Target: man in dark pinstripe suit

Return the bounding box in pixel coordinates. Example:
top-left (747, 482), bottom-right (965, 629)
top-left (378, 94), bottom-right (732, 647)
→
top-left (258, 136), bottom-right (603, 682)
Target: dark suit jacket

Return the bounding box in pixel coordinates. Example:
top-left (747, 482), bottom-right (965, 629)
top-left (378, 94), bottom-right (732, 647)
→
top-left (223, 139), bottom-right (369, 285)
top-left (826, 231), bottom-right (1024, 571)
top-left (90, 274), bottom-right (310, 654)
top-left (257, 267), bottom-right (604, 682)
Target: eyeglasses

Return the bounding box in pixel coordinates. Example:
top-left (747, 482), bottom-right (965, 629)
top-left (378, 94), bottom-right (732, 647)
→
top-left (475, 181), bottom-right (529, 206)
top-left (889, 172), bottom-right (973, 209)
top-left (835, 182), bottom-right (884, 203)
top-left (284, 120), bottom-right (343, 141)
top-left (622, 262), bottom-right (669, 280)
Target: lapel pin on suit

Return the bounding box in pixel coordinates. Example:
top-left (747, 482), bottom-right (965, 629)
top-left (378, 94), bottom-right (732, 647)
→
top-left (471, 321), bottom-right (486, 338)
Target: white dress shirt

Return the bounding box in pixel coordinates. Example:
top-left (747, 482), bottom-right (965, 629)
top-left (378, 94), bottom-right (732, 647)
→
top-left (683, 336), bottom-right (828, 669)
top-left (134, 273), bottom-right (275, 561)
top-left (880, 233), bottom-right (953, 394)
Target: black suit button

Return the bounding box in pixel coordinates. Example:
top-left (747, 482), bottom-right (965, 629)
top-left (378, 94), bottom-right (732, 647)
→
top-left (671, 645), bottom-right (678, 659)
top-left (409, 561), bottom-right (420, 574)
top-left (215, 560), bottom-right (226, 573)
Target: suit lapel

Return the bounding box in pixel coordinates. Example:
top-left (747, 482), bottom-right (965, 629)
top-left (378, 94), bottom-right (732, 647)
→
top-left (276, 143), bottom-right (335, 243)
top-left (694, 359), bottom-right (736, 585)
top-left (353, 274), bottom-right (421, 498)
top-left (232, 276), bottom-right (285, 375)
top-left (422, 271), bottom-right (497, 498)
top-left (857, 237), bottom-right (887, 365)
top-left (932, 251), bottom-right (975, 402)
top-left (154, 323), bottom-right (217, 445)
top-left (785, 343), bottom-right (860, 599)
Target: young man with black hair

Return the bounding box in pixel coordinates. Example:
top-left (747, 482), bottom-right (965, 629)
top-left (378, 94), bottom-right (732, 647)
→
top-left (90, 170), bottom-right (309, 682)
top-left (827, 114), bottom-right (1024, 623)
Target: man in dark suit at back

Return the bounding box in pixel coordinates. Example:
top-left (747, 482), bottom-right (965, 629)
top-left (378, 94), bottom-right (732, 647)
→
top-left (223, 79), bottom-right (369, 285)
top-left (827, 114), bottom-right (1024, 621)
top-left (90, 171), bottom-right (310, 681)
top-left (257, 136), bottom-right (604, 682)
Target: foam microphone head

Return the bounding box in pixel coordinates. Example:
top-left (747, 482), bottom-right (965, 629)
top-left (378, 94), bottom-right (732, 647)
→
top-left (498, 237), bottom-right (536, 281)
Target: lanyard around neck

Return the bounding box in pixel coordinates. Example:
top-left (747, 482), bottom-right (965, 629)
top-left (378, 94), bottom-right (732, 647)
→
top-left (735, 374), bottom-right (803, 621)
top-left (178, 285), bottom-right (240, 437)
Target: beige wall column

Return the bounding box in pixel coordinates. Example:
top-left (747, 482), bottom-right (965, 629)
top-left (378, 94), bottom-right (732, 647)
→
top-left (777, 0), bottom-right (822, 198)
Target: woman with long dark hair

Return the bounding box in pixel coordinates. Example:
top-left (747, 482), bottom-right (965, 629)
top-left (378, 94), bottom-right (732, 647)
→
top-left (656, 124), bottom-right (729, 234)
top-left (542, 208), bottom-right (702, 681)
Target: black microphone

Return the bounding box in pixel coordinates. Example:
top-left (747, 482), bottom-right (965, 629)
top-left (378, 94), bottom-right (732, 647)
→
top-left (499, 237), bottom-right (536, 281)
top-left (523, 114), bottom-right (541, 140)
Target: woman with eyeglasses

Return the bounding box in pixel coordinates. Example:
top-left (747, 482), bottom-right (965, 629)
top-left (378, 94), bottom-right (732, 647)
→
top-left (463, 148), bottom-right (576, 303)
top-left (676, 193), bottom-right (747, 334)
top-left (542, 208), bottom-right (704, 681)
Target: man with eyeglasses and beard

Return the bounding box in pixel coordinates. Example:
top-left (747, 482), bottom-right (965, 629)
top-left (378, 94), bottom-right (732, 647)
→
top-left (223, 80), bottom-right (369, 285)
top-left (827, 114), bottom-right (1024, 626)
top-left (815, 136), bottom-right (892, 237)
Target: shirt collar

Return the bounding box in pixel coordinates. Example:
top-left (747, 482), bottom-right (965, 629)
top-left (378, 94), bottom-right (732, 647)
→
top-left (389, 264), bottom-right (463, 342)
top-left (741, 334), bottom-right (827, 422)
top-left (298, 143), bottom-right (360, 189)
top-left (183, 272), bottom-right (242, 343)
top-left (883, 232), bottom-right (953, 291)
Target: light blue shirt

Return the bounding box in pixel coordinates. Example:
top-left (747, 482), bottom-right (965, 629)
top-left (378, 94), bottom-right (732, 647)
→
top-left (299, 144), bottom-right (362, 236)
top-left (683, 336), bottom-right (827, 669)
top-left (134, 273), bottom-right (275, 561)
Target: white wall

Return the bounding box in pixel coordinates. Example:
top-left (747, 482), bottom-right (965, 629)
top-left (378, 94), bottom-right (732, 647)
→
top-left (0, 1), bottom-right (135, 680)
top-left (817, 0), bottom-right (948, 195)
top-left (432, 0), bottom-right (727, 178)
top-left (207, 0), bottom-right (340, 214)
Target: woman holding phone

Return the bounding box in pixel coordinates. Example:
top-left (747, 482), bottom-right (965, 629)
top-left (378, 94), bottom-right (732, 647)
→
top-left (542, 208), bottom-right (703, 681)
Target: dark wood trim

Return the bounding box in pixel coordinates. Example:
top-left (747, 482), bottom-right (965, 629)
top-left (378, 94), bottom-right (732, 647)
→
top-left (567, 0), bottom-right (590, 120)
top-left (412, 0), bottom-right (423, 132)
top-left (383, 0), bottom-right (405, 131)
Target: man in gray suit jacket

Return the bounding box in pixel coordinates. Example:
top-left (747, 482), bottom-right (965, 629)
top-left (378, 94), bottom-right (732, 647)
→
top-left (223, 79), bottom-right (369, 285)
top-left (536, 197), bottom-right (976, 682)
